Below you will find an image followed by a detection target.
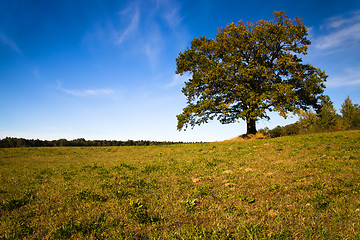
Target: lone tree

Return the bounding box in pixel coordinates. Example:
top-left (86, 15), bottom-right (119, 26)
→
top-left (176, 11), bottom-right (327, 135)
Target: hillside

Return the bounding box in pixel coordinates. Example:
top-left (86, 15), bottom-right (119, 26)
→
top-left (0, 130), bottom-right (359, 239)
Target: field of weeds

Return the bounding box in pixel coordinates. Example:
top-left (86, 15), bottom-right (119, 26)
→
top-left (1, 130), bottom-right (360, 239)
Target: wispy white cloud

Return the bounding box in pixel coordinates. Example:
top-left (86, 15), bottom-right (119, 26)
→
top-left (327, 67), bottom-right (360, 87)
top-left (156, 0), bottom-right (183, 30)
top-left (144, 43), bottom-right (160, 69)
top-left (143, 24), bottom-right (163, 69)
top-left (163, 7), bottom-right (182, 28)
top-left (0, 32), bottom-right (23, 55)
top-left (116, 3), bottom-right (140, 44)
top-left (314, 10), bottom-right (360, 50)
top-left (86, 0), bottom-right (187, 69)
top-left (141, 0), bottom-right (187, 68)
top-left (63, 88), bottom-right (115, 97)
top-left (324, 10), bottom-right (360, 29)
top-left (57, 81), bottom-right (115, 97)
top-left (315, 23), bottom-right (360, 49)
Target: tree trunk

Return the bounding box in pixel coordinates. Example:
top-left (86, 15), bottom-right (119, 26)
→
top-left (246, 119), bottom-right (257, 135)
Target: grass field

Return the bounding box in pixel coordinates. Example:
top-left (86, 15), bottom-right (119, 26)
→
top-left (1, 130), bottom-right (360, 239)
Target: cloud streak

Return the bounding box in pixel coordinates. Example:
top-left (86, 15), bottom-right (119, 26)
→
top-left (315, 23), bottom-right (360, 49)
top-left (327, 67), bottom-right (360, 87)
top-left (0, 32), bottom-right (23, 55)
top-left (325, 10), bottom-right (360, 29)
top-left (116, 3), bottom-right (140, 44)
top-left (156, 0), bottom-right (184, 30)
top-left (162, 7), bottom-right (182, 29)
top-left (63, 88), bottom-right (115, 97)
top-left (88, 0), bottom-right (187, 69)
top-left (314, 10), bottom-right (360, 50)
top-left (57, 81), bottom-right (115, 97)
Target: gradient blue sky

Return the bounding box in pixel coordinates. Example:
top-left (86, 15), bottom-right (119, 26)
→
top-left (1, 0), bottom-right (360, 142)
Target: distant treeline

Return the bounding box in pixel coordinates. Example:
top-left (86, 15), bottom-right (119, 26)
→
top-left (259, 96), bottom-right (360, 138)
top-left (0, 137), bottom-right (184, 148)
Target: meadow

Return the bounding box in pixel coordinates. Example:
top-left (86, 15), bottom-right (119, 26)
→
top-left (0, 130), bottom-right (359, 239)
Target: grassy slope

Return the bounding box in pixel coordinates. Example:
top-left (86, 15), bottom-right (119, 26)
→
top-left (0, 130), bottom-right (359, 239)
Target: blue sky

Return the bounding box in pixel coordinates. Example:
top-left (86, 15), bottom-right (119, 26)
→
top-left (1, 0), bottom-right (359, 142)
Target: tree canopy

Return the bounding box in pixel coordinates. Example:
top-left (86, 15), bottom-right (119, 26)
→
top-left (341, 96), bottom-right (360, 129)
top-left (176, 11), bottom-right (327, 135)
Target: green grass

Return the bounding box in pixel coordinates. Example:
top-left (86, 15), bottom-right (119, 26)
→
top-left (0, 130), bottom-right (359, 239)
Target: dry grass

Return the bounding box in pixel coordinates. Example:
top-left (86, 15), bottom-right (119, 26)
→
top-left (223, 132), bottom-right (268, 142)
top-left (0, 130), bottom-right (359, 239)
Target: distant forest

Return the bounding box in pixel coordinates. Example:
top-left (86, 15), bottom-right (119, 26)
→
top-left (2, 97), bottom-right (358, 148)
top-left (0, 137), bottom-right (185, 148)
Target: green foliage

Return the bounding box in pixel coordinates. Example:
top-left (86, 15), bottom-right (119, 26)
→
top-left (245, 197), bottom-right (256, 204)
top-left (268, 184), bottom-right (283, 191)
top-left (0, 199), bottom-right (28, 212)
top-left (52, 214), bottom-right (106, 239)
top-left (182, 199), bottom-right (198, 212)
top-left (263, 122), bottom-right (300, 138)
top-left (0, 191), bottom-right (34, 211)
top-left (176, 11), bottom-right (327, 134)
top-left (75, 190), bottom-right (108, 202)
top-left (312, 194), bottom-right (332, 210)
top-left (283, 122), bottom-right (300, 135)
top-left (340, 96), bottom-right (360, 130)
top-left (297, 96), bottom-right (360, 134)
top-left (128, 199), bottom-right (159, 224)
top-left (0, 219), bottom-right (34, 240)
top-left (196, 185), bottom-right (212, 197)
top-left (262, 96), bottom-right (360, 138)
top-left (317, 96), bottom-right (338, 130)
top-left (243, 223), bottom-right (264, 239)
top-left (269, 125), bottom-right (284, 138)
top-left (141, 164), bottom-right (161, 174)
top-left (114, 163), bottom-right (137, 171)
top-left (113, 189), bottom-right (131, 199)
top-left (298, 109), bottom-right (319, 133)
top-left (0, 137), bottom-right (183, 148)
